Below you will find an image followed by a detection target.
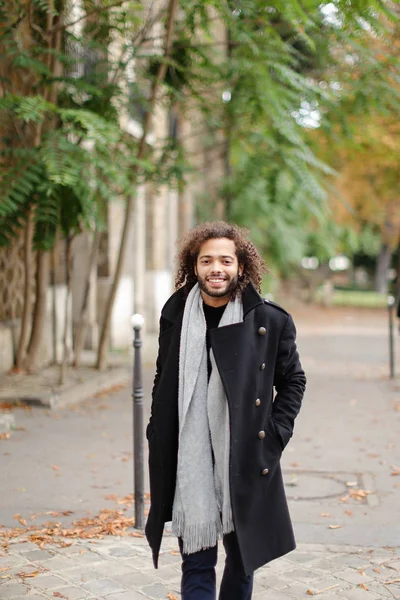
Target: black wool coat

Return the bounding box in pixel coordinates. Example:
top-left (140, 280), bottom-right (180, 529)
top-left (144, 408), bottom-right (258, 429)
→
top-left (145, 283), bottom-right (306, 576)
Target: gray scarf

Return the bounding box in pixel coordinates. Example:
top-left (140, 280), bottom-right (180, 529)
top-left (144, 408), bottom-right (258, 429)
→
top-left (172, 283), bottom-right (243, 554)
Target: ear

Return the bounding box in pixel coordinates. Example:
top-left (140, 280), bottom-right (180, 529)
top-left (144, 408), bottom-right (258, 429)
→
top-left (194, 263), bottom-right (198, 276)
top-left (239, 264), bottom-right (244, 276)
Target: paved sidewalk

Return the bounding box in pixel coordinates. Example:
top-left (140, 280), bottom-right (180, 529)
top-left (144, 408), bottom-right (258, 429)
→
top-left (1, 305), bottom-right (400, 599)
top-left (1, 534), bottom-right (400, 600)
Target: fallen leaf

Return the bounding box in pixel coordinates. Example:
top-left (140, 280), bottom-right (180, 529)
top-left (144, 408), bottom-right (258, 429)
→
top-left (16, 570), bottom-right (41, 578)
top-left (307, 584), bottom-right (339, 595)
top-left (384, 579), bottom-right (400, 585)
top-left (13, 514), bottom-right (27, 526)
top-left (373, 568), bottom-right (381, 574)
top-left (53, 593), bottom-right (67, 598)
top-left (51, 465), bottom-right (60, 471)
top-left (319, 512), bottom-right (331, 517)
top-left (358, 570), bottom-right (366, 576)
top-left (328, 525), bottom-right (343, 529)
top-left (166, 594), bottom-right (178, 600)
top-left (169, 550), bottom-right (180, 556)
top-left (0, 433), bottom-right (10, 440)
top-left (0, 567), bottom-right (10, 572)
top-left (358, 583), bottom-right (369, 590)
top-left (346, 481), bottom-right (358, 487)
top-left (390, 465), bottom-right (400, 476)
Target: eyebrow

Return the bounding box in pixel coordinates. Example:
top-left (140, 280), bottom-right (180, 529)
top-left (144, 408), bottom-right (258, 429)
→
top-left (198, 254), bottom-right (235, 260)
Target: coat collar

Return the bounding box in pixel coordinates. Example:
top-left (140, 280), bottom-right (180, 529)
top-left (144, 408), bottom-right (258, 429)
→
top-left (161, 281), bottom-right (264, 324)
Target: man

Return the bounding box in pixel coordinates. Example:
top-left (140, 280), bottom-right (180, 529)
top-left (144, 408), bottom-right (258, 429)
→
top-left (145, 221), bottom-right (306, 600)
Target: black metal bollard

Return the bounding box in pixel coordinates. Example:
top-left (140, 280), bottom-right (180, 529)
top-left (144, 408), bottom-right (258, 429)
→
top-left (388, 296), bottom-right (395, 379)
top-left (131, 314), bottom-right (145, 530)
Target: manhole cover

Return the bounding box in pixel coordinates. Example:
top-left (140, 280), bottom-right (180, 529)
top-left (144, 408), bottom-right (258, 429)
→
top-left (284, 471), bottom-right (356, 501)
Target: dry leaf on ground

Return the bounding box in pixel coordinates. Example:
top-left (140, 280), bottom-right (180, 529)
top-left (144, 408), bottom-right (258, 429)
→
top-left (319, 512), bottom-right (331, 517)
top-left (53, 592), bottom-right (67, 598)
top-left (0, 433), bottom-right (10, 440)
top-left (328, 525), bottom-right (343, 529)
top-left (306, 584), bottom-right (339, 595)
top-left (13, 514), bottom-right (27, 526)
top-left (390, 465), bottom-right (400, 476)
top-left (166, 593), bottom-right (178, 600)
top-left (358, 583), bottom-right (369, 590)
top-left (16, 570), bottom-right (42, 578)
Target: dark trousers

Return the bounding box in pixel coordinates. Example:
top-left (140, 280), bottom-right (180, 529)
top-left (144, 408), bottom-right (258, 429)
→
top-left (179, 531), bottom-right (254, 600)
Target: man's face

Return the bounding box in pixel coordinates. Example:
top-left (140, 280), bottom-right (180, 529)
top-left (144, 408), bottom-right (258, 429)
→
top-left (194, 237), bottom-right (243, 306)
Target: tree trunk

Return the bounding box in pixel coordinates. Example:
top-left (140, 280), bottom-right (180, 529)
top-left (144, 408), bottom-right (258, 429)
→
top-left (59, 236), bottom-right (73, 385)
top-left (24, 250), bottom-right (50, 373)
top-left (51, 244), bottom-right (58, 364)
top-left (73, 228), bottom-right (100, 368)
top-left (96, 0), bottom-right (179, 370)
top-left (374, 243), bottom-right (392, 294)
top-left (15, 207), bottom-right (35, 370)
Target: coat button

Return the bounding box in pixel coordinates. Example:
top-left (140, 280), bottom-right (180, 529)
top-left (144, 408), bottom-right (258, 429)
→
top-left (258, 430), bottom-right (266, 439)
top-left (258, 326), bottom-right (267, 335)
top-left (260, 363), bottom-right (266, 370)
top-left (255, 398), bottom-right (261, 407)
top-left (261, 468), bottom-right (269, 475)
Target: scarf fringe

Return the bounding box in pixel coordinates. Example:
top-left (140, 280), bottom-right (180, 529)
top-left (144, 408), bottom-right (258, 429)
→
top-left (172, 508), bottom-right (234, 555)
top-left (172, 510), bottom-right (221, 555)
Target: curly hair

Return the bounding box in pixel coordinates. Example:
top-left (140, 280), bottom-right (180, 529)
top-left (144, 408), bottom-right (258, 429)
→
top-left (175, 221), bottom-right (268, 296)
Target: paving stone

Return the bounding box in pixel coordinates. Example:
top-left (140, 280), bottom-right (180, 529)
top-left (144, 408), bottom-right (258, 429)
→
top-left (261, 558), bottom-right (296, 574)
top-left (282, 567), bottom-right (323, 583)
top-left (80, 578), bottom-right (127, 596)
top-left (10, 543), bottom-right (41, 553)
top-left (0, 582), bottom-right (30, 598)
top-left (385, 560), bottom-right (400, 573)
top-left (286, 552), bottom-right (320, 565)
top-left (11, 595), bottom-right (47, 600)
top-left (257, 573), bottom-right (293, 590)
top-left (334, 568), bottom-right (374, 585)
top-left (107, 592), bottom-right (149, 600)
top-left (107, 546), bottom-right (137, 558)
top-left (252, 591), bottom-right (293, 600)
top-left (305, 575), bottom-right (350, 594)
top-left (311, 558), bottom-right (348, 572)
top-left (141, 582), bottom-right (178, 600)
top-left (22, 551), bottom-right (55, 562)
top-left (58, 567), bottom-right (100, 584)
top-left (336, 587), bottom-right (380, 600)
top-left (0, 555), bottom-right (30, 568)
top-left (368, 552), bottom-right (398, 566)
top-left (116, 570), bottom-right (154, 588)
top-left (92, 560), bottom-right (136, 577)
top-left (50, 546), bottom-right (84, 557)
top-left (125, 555), bottom-right (154, 571)
top-left (333, 555), bottom-right (372, 569)
top-left (29, 574), bottom-right (69, 590)
top-left (33, 557), bottom-right (78, 572)
top-left (278, 581), bottom-right (318, 597)
top-left (46, 585), bottom-right (95, 600)
top-left (155, 564), bottom-right (182, 582)
top-left (71, 552), bottom-right (111, 566)
top-left (367, 581), bottom-right (398, 599)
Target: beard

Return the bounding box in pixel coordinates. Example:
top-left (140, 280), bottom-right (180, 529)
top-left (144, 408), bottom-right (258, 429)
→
top-left (197, 273), bottom-right (240, 298)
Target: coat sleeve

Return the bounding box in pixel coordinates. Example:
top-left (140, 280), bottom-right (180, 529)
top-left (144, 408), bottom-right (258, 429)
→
top-left (272, 314), bottom-right (306, 449)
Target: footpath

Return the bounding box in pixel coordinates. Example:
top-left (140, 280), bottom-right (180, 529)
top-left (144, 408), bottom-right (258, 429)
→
top-left (1, 304), bottom-right (400, 600)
